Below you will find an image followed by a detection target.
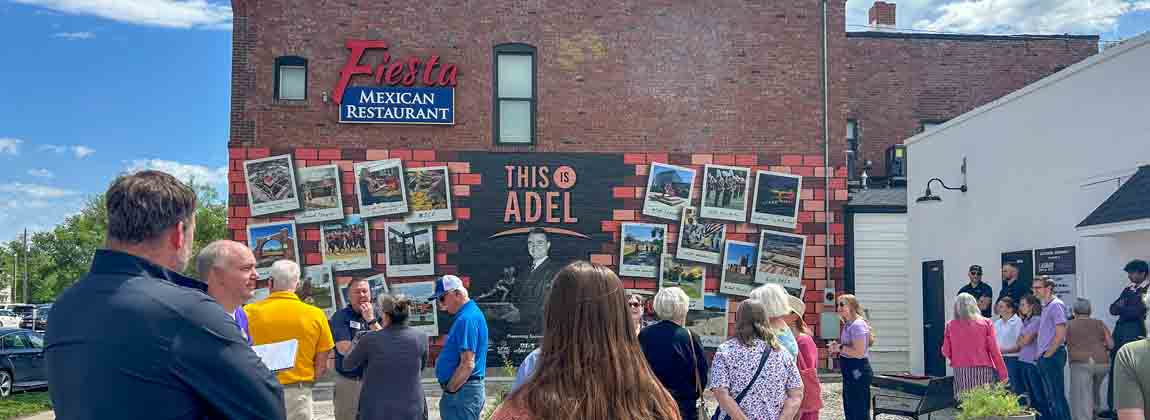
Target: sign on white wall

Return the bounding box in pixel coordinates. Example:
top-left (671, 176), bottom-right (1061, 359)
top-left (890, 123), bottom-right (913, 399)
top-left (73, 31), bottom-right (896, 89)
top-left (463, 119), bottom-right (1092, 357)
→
top-left (1036, 246), bottom-right (1077, 318)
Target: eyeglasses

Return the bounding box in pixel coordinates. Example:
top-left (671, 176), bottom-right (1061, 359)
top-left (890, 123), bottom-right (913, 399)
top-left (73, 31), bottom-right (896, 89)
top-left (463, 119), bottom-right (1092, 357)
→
top-left (836, 302), bottom-right (847, 308)
top-left (628, 302), bottom-right (641, 308)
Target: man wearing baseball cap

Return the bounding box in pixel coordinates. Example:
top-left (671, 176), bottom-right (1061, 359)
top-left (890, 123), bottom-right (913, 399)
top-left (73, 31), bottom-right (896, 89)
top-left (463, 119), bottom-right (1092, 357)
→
top-left (430, 274), bottom-right (489, 420)
top-left (959, 265), bottom-right (994, 318)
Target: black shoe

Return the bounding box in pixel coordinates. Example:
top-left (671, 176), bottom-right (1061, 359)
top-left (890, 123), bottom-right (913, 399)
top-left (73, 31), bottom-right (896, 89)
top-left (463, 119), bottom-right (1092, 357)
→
top-left (1098, 410), bottom-right (1116, 418)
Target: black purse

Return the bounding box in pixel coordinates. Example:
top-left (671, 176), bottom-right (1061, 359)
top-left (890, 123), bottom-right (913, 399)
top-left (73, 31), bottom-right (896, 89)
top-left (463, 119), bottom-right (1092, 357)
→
top-left (710, 341), bottom-right (772, 420)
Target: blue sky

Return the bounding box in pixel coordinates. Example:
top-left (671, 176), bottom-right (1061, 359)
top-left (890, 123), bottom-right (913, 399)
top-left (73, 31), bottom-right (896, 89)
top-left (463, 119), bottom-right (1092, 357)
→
top-left (1, 0), bottom-right (1148, 242)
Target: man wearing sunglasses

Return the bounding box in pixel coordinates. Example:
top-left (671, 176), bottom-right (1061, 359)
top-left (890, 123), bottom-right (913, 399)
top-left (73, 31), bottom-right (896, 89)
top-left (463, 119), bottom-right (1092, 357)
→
top-left (959, 265), bottom-right (994, 318)
top-left (431, 275), bottom-right (489, 420)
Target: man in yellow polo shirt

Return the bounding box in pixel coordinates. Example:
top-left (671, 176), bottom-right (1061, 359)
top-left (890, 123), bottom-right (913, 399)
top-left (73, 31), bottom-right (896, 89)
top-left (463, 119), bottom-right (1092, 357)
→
top-left (246, 260), bottom-right (335, 420)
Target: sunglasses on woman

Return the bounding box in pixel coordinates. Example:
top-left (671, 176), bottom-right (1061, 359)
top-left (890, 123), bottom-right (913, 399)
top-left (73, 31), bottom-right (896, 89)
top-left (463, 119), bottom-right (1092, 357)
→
top-left (628, 302), bottom-right (642, 308)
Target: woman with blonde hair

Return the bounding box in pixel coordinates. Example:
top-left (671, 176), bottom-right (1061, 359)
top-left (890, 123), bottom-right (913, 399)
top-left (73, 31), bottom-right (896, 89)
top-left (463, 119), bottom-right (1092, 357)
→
top-left (941, 293), bottom-right (1009, 398)
top-left (709, 299), bottom-right (803, 420)
top-left (490, 261), bottom-right (681, 420)
top-left (749, 284), bottom-right (800, 358)
top-left (831, 294), bottom-right (874, 420)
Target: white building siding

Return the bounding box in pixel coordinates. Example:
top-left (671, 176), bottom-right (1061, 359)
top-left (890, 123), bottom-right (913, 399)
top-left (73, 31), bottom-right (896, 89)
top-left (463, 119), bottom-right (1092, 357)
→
top-left (853, 213), bottom-right (911, 373)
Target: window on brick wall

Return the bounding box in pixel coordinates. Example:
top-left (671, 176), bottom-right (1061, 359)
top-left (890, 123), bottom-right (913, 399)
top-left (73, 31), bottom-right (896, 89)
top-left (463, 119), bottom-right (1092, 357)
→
top-left (920, 119), bottom-right (946, 133)
top-left (275, 56), bottom-right (307, 101)
top-left (494, 43), bottom-right (536, 144)
top-left (846, 119), bottom-right (860, 151)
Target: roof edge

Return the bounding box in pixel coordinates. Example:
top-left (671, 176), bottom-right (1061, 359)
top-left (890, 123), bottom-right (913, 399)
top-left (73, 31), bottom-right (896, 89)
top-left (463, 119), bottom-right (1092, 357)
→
top-left (846, 31), bottom-right (1099, 42)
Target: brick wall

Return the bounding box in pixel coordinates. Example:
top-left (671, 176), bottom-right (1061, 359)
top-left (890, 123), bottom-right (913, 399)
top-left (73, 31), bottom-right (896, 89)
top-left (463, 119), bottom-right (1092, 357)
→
top-left (846, 32), bottom-right (1097, 175)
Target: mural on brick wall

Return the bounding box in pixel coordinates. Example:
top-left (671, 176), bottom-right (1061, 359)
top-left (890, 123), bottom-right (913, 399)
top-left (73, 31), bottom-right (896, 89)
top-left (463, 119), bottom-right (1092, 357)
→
top-left (227, 148), bottom-right (847, 368)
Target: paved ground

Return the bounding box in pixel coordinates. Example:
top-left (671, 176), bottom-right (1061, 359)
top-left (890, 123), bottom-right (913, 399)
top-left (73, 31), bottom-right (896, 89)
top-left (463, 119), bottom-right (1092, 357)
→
top-left (17, 379), bottom-right (962, 420)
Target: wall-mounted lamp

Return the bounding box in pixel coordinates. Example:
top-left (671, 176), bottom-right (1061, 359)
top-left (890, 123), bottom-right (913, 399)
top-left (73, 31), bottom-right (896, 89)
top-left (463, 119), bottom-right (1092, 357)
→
top-left (915, 157), bottom-right (968, 204)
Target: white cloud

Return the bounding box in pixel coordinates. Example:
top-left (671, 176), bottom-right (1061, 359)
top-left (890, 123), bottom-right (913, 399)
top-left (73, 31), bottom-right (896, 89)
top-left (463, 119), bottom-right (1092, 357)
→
top-left (53, 31), bottom-right (95, 40)
top-left (13, 0), bottom-right (231, 30)
top-left (40, 144), bottom-right (96, 158)
top-left (913, 0), bottom-right (1150, 34)
top-left (27, 168), bottom-right (54, 178)
top-left (0, 138), bottom-right (22, 155)
top-left (0, 182), bottom-right (78, 198)
top-left (126, 159), bottom-right (228, 185)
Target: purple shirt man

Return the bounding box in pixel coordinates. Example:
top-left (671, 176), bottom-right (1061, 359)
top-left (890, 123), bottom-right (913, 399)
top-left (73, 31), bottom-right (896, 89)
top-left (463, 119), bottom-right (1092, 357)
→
top-left (234, 307), bottom-right (252, 345)
top-left (1038, 296), bottom-right (1068, 354)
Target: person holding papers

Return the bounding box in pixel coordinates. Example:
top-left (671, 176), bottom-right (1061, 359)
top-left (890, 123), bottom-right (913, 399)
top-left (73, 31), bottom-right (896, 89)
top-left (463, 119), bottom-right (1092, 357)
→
top-left (246, 260), bottom-right (336, 420)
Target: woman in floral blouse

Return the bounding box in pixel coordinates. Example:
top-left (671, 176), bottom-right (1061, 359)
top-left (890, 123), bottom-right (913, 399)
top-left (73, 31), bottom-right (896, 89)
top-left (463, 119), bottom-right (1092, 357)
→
top-left (708, 298), bottom-right (803, 420)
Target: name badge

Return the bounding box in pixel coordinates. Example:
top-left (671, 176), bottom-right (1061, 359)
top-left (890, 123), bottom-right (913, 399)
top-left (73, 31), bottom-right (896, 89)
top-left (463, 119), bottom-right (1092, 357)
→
top-left (350, 321), bottom-right (363, 329)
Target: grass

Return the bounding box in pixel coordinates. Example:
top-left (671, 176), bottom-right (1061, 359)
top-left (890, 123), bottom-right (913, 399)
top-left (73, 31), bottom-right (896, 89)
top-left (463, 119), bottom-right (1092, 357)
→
top-left (0, 391), bottom-right (51, 419)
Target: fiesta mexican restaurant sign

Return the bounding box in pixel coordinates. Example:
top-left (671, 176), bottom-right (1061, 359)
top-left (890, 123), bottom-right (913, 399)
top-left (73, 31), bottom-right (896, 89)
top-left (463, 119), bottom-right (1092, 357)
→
top-left (335, 39), bottom-right (458, 125)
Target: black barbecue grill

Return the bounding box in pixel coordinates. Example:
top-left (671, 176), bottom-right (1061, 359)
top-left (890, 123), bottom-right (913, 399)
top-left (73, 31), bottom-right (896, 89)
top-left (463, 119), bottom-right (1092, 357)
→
top-left (871, 374), bottom-right (957, 420)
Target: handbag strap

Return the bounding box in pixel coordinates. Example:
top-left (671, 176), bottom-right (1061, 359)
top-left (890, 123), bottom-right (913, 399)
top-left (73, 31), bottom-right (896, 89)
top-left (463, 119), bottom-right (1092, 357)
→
top-left (734, 340), bottom-right (772, 403)
top-left (686, 329), bottom-right (704, 397)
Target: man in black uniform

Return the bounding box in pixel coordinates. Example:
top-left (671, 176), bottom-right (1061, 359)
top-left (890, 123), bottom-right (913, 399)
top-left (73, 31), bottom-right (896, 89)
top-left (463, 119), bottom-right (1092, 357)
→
top-left (46, 171), bottom-right (284, 420)
top-left (959, 265), bottom-right (994, 318)
top-left (1000, 262), bottom-right (1030, 304)
top-left (1100, 259), bottom-right (1149, 418)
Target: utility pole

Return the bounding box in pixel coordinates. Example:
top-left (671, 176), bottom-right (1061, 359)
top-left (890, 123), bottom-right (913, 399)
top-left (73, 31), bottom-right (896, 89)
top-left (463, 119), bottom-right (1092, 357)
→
top-left (22, 229), bottom-right (29, 304)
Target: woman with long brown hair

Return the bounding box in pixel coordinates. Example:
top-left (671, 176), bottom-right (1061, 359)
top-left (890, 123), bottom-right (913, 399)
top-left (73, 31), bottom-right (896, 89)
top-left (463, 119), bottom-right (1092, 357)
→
top-left (490, 261), bottom-right (681, 420)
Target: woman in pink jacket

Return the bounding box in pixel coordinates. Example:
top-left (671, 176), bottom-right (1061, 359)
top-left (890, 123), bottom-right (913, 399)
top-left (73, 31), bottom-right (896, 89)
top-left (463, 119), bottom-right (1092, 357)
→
top-left (942, 293), bottom-right (1009, 398)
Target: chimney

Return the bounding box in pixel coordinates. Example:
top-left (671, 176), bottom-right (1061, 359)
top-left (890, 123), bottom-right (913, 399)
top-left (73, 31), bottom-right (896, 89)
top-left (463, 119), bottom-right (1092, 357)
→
top-left (868, 1), bottom-right (896, 29)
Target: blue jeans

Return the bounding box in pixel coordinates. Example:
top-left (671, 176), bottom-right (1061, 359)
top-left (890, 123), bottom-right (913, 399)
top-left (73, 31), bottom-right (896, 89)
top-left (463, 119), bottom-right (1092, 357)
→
top-left (1004, 356), bottom-right (1026, 397)
top-left (1021, 361), bottom-right (1050, 420)
top-left (1038, 347), bottom-right (1072, 420)
top-left (440, 379), bottom-right (485, 420)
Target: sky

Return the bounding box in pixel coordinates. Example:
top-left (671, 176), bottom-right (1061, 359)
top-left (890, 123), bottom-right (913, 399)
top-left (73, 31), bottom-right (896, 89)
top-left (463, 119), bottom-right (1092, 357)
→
top-left (1, 0), bottom-right (1148, 242)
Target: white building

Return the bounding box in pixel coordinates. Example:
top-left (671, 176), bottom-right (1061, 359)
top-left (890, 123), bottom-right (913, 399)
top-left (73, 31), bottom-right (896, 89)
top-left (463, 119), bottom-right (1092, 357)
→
top-left (904, 33), bottom-right (1150, 375)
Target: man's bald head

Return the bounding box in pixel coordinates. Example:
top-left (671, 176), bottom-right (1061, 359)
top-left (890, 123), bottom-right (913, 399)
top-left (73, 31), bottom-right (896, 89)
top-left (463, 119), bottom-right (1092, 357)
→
top-left (197, 240), bottom-right (250, 279)
top-left (196, 240), bottom-right (259, 311)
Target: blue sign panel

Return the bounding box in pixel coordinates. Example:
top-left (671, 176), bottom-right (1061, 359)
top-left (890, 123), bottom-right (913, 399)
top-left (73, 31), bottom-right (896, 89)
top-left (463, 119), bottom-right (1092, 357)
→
top-left (339, 86), bottom-right (455, 125)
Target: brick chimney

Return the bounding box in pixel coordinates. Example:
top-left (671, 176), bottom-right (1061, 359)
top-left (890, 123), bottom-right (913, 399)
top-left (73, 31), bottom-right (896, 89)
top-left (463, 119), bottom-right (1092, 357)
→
top-left (868, 1), bottom-right (896, 28)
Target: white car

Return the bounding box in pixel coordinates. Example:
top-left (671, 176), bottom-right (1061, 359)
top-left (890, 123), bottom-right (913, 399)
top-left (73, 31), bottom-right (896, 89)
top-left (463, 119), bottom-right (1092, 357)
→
top-left (0, 310), bottom-right (20, 328)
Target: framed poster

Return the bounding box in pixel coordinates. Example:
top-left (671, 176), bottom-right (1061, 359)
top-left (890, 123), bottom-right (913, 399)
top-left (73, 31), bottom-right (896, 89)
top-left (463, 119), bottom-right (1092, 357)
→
top-left (244, 154), bottom-right (301, 216)
top-left (364, 273), bottom-right (390, 301)
top-left (687, 294), bottom-right (730, 349)
top-left (619, 223), bottom-right (667, 278)
top-left (1036, 246), bottom-right (1076, 318)
top-left (389, 281), bottom-right (439, 337)
top-left (247, 221), bottom-right (300, 278)
top-left (700, 164), bottom-right (751, 222)
top-left (1002, 250), bottom-right (1035, 298)
top-left (384, 222), bottom-right (435, 277)
top-left (642, 162), bottom-right (697, 221)
top-left (750, 170), bottom-right (802, 229)
top-left (320, 214), bottom-right (373, 272)
top-left (719, 240), bottom-right (758, 297)
top-left (301, 265), bottom-right (336, 316)
top-left (676, 207), bottom-right (725, 265)
top-left (754, 231), bottom-right (807, 297)
top-left (404, 166), bottom-right (453, 223)
top-left (354, 159), bottom-right (408, 218)
top-left (295, 164), bottom-right (344, 224)
top-left (660, 254), bottom-right (705, 310)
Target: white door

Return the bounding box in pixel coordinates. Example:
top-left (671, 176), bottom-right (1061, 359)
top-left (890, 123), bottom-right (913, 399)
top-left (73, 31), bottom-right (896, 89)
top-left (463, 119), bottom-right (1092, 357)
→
top-left (853, 213), bottom-right (911, 373)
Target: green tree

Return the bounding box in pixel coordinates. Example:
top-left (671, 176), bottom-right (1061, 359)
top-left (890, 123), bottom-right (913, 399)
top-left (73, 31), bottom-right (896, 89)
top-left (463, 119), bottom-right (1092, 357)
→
top-left (2, 181), bottom-right (229, 303)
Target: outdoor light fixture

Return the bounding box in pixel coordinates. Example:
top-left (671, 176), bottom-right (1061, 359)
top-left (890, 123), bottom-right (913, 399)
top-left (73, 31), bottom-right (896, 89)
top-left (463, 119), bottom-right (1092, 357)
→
top-left (915, 157), bottom-right (968, 204)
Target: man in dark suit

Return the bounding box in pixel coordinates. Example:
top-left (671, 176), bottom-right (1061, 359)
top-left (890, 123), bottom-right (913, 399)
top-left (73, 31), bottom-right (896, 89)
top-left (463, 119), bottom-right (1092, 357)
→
top-left (507, 228), bottom-right (565, 335)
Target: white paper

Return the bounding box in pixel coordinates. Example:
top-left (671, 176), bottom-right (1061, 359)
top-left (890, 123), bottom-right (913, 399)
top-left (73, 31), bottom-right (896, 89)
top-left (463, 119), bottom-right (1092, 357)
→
top-left (252, 339), bottom-right (298, 372)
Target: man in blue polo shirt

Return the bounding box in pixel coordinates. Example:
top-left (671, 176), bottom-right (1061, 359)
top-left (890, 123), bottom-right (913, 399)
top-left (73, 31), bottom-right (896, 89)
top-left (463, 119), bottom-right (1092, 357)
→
top-left (430, 274), bottom-right (489, 420)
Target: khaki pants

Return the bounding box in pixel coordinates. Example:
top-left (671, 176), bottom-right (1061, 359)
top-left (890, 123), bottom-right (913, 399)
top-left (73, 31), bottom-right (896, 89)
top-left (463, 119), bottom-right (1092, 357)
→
top-left (334, 375), bottom-right (362, 420)
top-left (1070, 361), bottom-right (1108, 420)
top-left (283, 382), bottom-right (314, 420)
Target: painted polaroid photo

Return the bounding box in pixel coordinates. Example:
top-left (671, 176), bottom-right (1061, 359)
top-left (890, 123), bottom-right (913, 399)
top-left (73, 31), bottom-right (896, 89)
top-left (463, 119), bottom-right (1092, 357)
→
top-left (719, 240), bottom-right (758, 297)
top-left (295, 164), bottom-right (344, 224)
top-left (750, 171), bottom-right (803, 229)
top-left (676, 207), bottom-right (726, 265)
top-left (384, 222), bottom-right (435, 277)
top-left (301, 265), bottom-right (336, 316)
top-left (247, 221), bottom-right (300, 278)
top-left (619, 223), bottom-right (667, 278)
top-left (364, 273), bottom-right (390, 300)
top-left (700, 164), bottom-right (751, 222)
top-left (686, 294), bottom-right (730, 349)
top-left (355, 159), bottom-right (408, 218)
top-left (244, 154), bottom-right (301, 216)
top-left (755, 230), bottom-right (807, 296)
top-left (642, 162), bottom-right (696, 221)
top-left (320, 214), bottom-right (373, 272)
top-left (390, 281), bottom-right (438, 337)
top-left (660, 254), bottom-right (705, 311)
top-left (404, 166), bottom-right (453, 223)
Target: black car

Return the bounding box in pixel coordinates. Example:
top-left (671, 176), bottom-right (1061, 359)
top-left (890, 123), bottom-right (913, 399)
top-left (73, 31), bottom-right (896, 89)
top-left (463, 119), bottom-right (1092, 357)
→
top-left (0, 328), bottom-right (46, 397)
top-left (19, 306), bottom-right (49, 331)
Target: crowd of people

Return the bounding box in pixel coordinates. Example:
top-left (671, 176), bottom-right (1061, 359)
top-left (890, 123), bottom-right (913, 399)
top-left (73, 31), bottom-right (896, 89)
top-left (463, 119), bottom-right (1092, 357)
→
top-left (36, 169), bottom-right (1150, 420)
top-left (942, 261), bottom-right (1150, 420)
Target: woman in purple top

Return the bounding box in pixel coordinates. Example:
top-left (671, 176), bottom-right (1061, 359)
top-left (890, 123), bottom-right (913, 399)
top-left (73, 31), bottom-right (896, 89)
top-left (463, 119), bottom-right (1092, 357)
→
top-left (1017, 294), bottom-right (1050, 420)
top-left (830, 294), bottom-right (874, 420)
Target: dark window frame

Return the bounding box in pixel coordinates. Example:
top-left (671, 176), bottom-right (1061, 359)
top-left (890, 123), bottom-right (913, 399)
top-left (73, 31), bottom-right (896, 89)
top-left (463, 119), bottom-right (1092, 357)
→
top-left (919, 119), bottom-right (948, 133)
top-left (492, 43), bottom-right (537, 145)
top-left (274, 56), bottom-right (308, 101)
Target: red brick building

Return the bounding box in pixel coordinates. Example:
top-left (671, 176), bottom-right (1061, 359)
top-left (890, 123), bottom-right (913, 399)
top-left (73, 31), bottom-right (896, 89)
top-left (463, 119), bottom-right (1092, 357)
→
top-left (227, 0), bottom-right (1094, 368)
